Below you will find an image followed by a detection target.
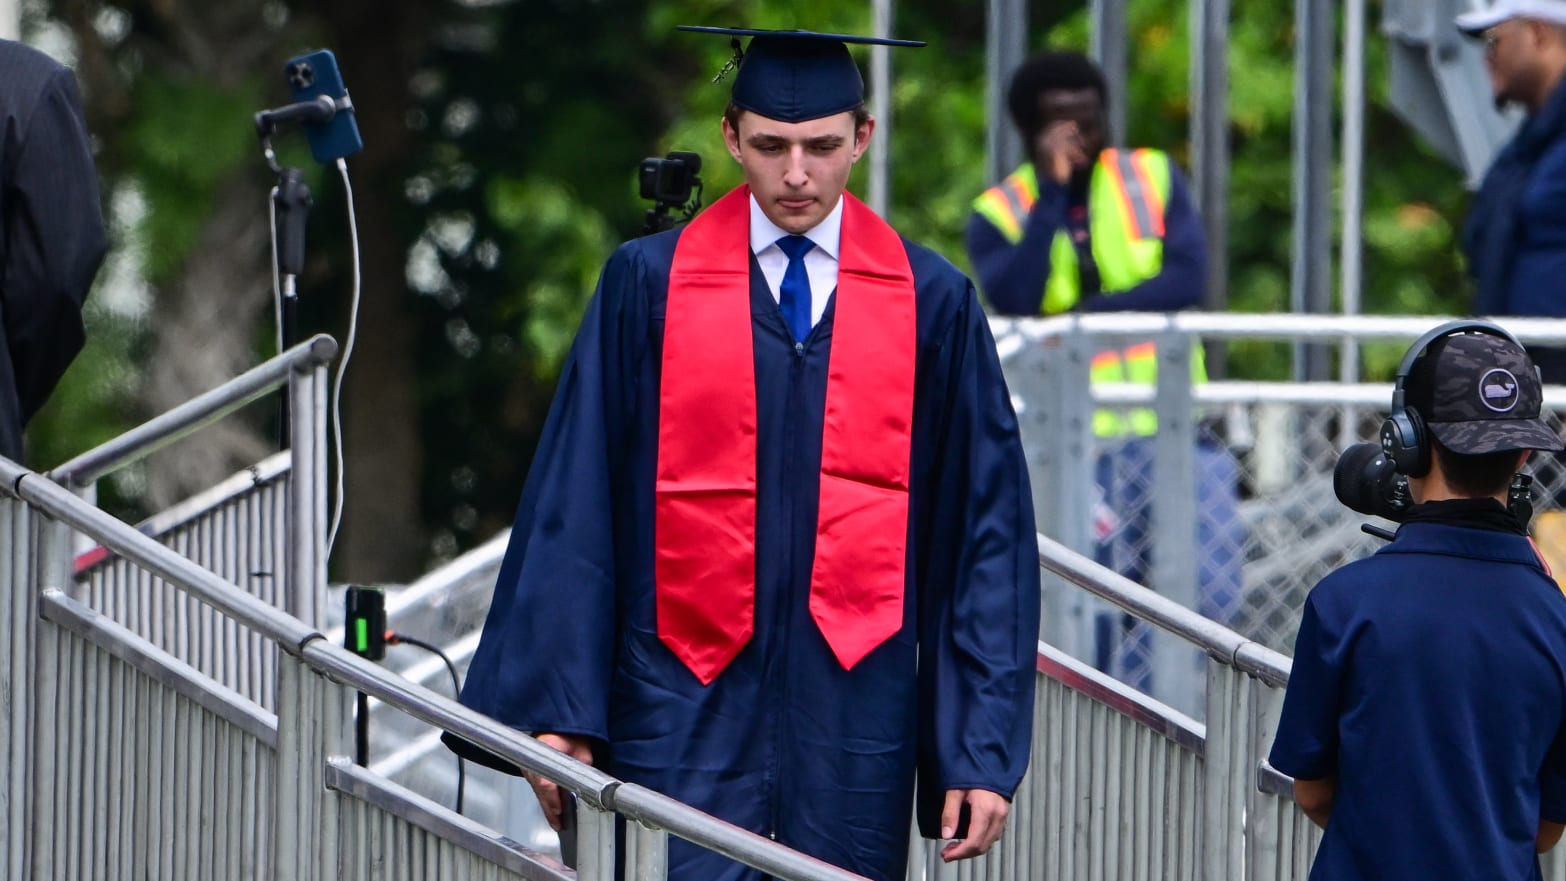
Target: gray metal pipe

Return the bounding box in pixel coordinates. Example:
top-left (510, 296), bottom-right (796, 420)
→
top-left (1036, 533), bottom-right (1292, 686)
top-left (1341, 0), bottom-right (1368, 380)
top-left (612, 783), bottom-right (872, 881)
top-left (985, 0), bottom-right (1027, 185)
top-left (49, 335), bottom-right (338, 489)
top-left (1191, 0), bottom-right (1232, 318)
top-left (1091, 0), bottom-right (1129, 149)
top-left (1290, 0), bottom-right (1335, 381)
top-left (869, 0), bottom-right (894, 218)
top-left (995, 312), bottom-right (1566, 345)
top-left (299, 641), bottom-right (620, 803)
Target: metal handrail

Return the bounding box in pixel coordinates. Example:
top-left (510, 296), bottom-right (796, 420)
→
top-left (49, 335), bottom-right (338, 489)
top-left (1, 460), bottom-right (871, 881)
top-left (1090, 380), bottom-right (1566, 408)
top-left (5, 460), bottom-right (319, 649)
top-left (1036, 533), bottom-right (1292, 687)
top-left (387, 529), bottom-right (509, 617)
top-left (993, 311), bottom-right (1566, 346)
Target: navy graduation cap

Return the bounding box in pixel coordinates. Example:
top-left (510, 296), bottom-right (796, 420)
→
top-left (678, 26), bottom-right (925, 123)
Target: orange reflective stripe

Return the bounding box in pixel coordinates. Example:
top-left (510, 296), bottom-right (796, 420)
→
top-left (1089, 341), bottom-right (1157, 371)
top-left (977, 189), bottom-right (1022, 241)
top-left (1004, 176), bottom-right (1036, 214)
top-left (1129, 150), bottom-right (1167, 238)
top-left (1098, 149), bottom-right (1147, 241)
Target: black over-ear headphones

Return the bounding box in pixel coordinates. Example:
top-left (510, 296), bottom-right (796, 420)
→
top-left (1379, 319), bottom-right (1527, 478)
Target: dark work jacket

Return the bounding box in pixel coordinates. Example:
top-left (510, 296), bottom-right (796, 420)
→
top-left (449, 224), bottom-right (1041, 881)
top-left (964, 164), bottom-right (1206, 316)
top-left (1464, 78), bottom-right (1566, 381)
top-left (0, 40), bottom-right (107, 461)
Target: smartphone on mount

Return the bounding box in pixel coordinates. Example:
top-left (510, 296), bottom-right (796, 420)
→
top-left (283, 49), bottom-right (363, 164)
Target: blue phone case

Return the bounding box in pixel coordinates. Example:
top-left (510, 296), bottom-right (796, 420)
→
top-left (284, 49), bottom-right (363, 164)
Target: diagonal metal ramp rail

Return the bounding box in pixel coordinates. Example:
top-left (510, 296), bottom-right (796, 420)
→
top-left (0, 458), bottom-right (872, 881)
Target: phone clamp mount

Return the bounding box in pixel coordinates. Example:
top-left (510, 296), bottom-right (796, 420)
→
top-left (253, 93), bottom-right (350, 445)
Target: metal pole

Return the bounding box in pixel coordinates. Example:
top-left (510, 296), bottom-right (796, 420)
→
top-left (1091, 0), bottom-right (1129, 149)
top-left (985, 0), bottom-right (1028, 185)
top-left (1341, 0), bottom-right (1368, 448)
top-left (287, 363), bottom-right (329, 629)
top-left (869, 0), bottom-right (894, 217)
top-left (1290, 0), bottom-right (1335, 382)
top-left (1191, 0), bottom-right (1232, 322)
top-left (1151, 333), bottom-right (1201, 719)
top-left (0, 499), bottom-right (30, 881)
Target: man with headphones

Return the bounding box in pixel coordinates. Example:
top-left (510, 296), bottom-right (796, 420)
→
top-left (1270, 322), bottom-right (1566, 880)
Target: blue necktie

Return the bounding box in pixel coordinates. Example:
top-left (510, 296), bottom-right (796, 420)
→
top-left (775, 235), bottom-right (816, 344)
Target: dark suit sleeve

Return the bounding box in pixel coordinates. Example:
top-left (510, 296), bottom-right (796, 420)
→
top-left (1074, 166), bottom-right (1206, 314)
top-left (3, 66), bottom-right (107, 424)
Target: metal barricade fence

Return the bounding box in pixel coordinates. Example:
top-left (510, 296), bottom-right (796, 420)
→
top-left (0, 464), bottom-right (873, 881)
top-left (75, 453), bottom-right (291, 710)
top-left (997, 313), bottom-right (1566, 718)
top-left (47, 337), bottom-right (337, 711)
top-left (19, 456), bottom-right (1566, 878)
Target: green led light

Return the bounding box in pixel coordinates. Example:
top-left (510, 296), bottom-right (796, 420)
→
top-left (356, 618), bottom-right (368, 652)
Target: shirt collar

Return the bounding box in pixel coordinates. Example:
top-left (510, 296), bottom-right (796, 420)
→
top-left (748, 191), bottom-right (843, 261)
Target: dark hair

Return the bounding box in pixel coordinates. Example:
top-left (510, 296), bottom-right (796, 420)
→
top-left (1430, 439), bottom-right (1525, 498)
top-left (1007, 51), bottom-right (1109, 140)
top-left (723, 102), bottom-right (871, 132)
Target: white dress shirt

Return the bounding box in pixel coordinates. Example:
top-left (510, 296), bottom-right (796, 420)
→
top-left (749, 194), bottom-right (843, 331)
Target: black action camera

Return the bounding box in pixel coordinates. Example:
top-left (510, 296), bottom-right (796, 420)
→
top-left (639, 151), bottom-right (704, 236)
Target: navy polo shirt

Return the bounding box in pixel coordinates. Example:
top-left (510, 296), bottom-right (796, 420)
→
top-left (1270, 521), bottom-right (1566, 881)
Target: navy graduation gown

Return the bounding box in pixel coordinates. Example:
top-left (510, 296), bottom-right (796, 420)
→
top-left (453, 224), bottom-right (1040, 881)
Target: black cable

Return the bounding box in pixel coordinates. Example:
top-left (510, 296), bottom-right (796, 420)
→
top-left (388, 632), bottom-right (466, 815)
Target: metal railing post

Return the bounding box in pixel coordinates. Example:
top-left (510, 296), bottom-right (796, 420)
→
top-left (276, 651), bottom-right (330, 880)
top-left (1011, 340), bottom-right (1067, 651)
top-left (0, 497), bottom-right (28, 881)
top-left (1064, 331), bottom-right (1098, 657)
top-left (1202, 659), bottom-right (1248, 881)
top-left (27, 510), bottom-right (68, 881)
top-left (1247, 675), bottom-right (1289, 880)
top-left (626, 821), bottom-right (670, 881)
top-left (288, 362), bottom-right (329, 629)
top-left (576, 800), bottom-right (619, 881)
top-left (1152, 332), bottom-right (1202, 718)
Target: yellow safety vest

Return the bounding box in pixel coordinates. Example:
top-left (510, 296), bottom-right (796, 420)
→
top-left (974, 151), bottom-right (1205, 438)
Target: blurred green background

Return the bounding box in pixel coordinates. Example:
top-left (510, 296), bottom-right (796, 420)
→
top-left (18, 0), bottom-right (1475, 582)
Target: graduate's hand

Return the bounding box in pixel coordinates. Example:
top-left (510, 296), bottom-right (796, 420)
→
top-left (528, 733), bottom-right (594, 832)
top-left (939, 788), bottom-right (1010, 862)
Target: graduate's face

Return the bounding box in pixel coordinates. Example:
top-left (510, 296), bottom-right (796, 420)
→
top-left (723, 109), bottom-right (874, 235)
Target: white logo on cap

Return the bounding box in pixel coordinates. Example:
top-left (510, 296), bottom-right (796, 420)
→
top-left (1480, 368), bottom-right (1521, 413)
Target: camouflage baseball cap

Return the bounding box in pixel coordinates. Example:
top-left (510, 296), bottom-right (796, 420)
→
top-left (1406, 332), bottom-right (1564, 454)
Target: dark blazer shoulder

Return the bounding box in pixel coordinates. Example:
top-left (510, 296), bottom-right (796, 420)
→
top-left (0, 41), bottom-right (72, 112)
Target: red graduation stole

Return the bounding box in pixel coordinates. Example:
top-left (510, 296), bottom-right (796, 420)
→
top-left (655, 185), bottom-right (917, 685)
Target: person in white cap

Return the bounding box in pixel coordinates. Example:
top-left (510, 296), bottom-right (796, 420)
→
top-left (1458, 0), bottom-right (1566, 383)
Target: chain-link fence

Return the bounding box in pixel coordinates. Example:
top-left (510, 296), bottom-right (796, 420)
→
top-left (998, 314), bottom-right (1566, 718)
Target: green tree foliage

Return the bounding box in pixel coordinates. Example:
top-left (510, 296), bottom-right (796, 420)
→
top-left (24, 0), bottom-right (1485, 572)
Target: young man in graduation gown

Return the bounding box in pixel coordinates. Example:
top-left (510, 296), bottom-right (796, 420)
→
top-left (449, 28), bottom-right (1041, 881)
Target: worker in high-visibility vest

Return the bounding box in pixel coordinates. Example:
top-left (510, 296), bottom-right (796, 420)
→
top-left (966, 50), bottom-right (1245, 693)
